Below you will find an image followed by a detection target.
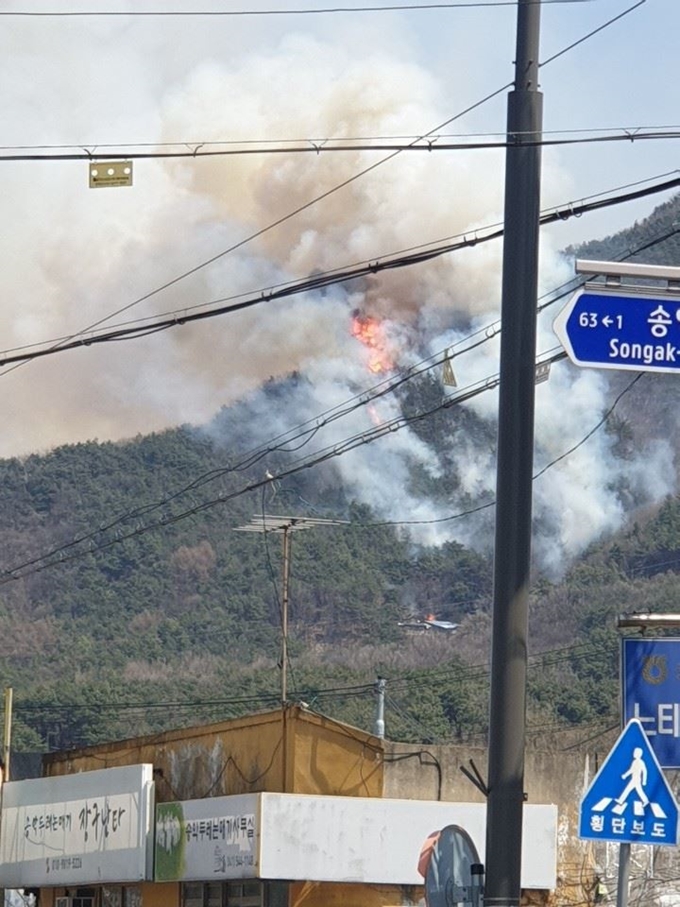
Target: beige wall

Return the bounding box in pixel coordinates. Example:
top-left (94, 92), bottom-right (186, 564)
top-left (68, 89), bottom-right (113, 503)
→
top-left (44, 706), bottom-right (385, 801)
top-left (290, 881), bottom-right (423, 906)
top-left (141, 881), bottom-right (179, 906)
top-left (291, 711), bottom-right (383, 797)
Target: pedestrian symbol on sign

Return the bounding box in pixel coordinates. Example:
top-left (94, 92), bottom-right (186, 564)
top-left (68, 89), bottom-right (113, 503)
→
top-left (579, 719), bottom-right (679, 845)
top-left (614, 747), bottom-right (649, 813)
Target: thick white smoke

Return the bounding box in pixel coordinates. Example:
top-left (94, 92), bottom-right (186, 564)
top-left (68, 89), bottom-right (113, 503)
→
top-left (0, 12), bottom-right (674, 573)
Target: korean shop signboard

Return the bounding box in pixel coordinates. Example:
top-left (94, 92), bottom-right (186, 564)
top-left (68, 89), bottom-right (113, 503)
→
top-left (0, 764), bottom-right (154, 888)
top-left (155, 794), bottom-right (258, 882)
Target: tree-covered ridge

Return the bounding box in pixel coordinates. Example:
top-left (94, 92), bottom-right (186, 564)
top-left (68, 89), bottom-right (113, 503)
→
top-left (4, 401), bottom-right (680, 755)
top-left (0, 419), bottom-right (494, 751)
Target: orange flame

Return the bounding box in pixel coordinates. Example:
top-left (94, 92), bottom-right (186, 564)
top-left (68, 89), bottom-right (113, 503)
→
top-left (350, 312), bottom-right (395, 374)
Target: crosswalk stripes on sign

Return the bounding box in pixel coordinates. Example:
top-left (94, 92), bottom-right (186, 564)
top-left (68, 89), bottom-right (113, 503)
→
top-left (590, 797), bottom-right (667, 819)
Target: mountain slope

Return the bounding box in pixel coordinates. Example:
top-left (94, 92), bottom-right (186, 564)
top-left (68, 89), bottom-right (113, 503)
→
top-left (2, 192), bottom-right (680, 752)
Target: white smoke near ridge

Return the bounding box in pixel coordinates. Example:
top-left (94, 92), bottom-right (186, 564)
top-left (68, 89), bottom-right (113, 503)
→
top-left (0, 19), bottom-right (674, 574)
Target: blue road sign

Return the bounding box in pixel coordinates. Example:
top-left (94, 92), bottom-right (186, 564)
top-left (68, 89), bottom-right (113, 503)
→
top-left (622, 638), bottom-right (680, 769)
top-left (553, 288), bottom-right (680, 373)
top-left (579, 719), bottom-right (679, 845)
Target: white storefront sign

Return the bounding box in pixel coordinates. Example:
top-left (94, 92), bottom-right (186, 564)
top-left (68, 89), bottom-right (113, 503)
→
top-left (258, 794), bottom-right (557, 889)
top-left (0, 764), bottom-right (154, 888)
top-left (155, 794), bottom-right (258, 881)
top-left (154, 792), bottom-right (557, 889)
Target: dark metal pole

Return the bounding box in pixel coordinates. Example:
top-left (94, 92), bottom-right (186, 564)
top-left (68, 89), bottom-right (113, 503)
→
top-left (616, 843), bottom-right (631, 907)
top-left (484, 2), bottom-right (543, 906)
top-left (281, 525), bottom-right (291, 704)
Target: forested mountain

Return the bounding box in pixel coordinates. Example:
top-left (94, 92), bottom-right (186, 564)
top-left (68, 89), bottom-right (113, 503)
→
top-left (0, 421), bottom-right (493, 751)
top-left (2, 193), bottom-right (680, 755)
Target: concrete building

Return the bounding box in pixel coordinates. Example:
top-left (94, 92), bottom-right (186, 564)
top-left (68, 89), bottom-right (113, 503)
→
top-left (0, 706), bottom-right (584, 907)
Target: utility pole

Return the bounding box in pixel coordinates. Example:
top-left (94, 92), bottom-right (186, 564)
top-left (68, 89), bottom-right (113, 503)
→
top-left (374, 677), bottom-right (386, 738)
top-left (0, 688), bottom-right (12, 907)
top-left (235, 514), bottom-right (348, 792)
top-left (280, 523), bottom-right (292, 702)
top-left (485, 1), bottom-right (543, 905)
top-left (3, 688), bottom-right (12, 780)
top-left (234, 514), bottom-right (348, 705)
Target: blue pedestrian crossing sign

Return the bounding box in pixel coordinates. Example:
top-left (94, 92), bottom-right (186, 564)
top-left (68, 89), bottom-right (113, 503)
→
top-left (579, 719), bottom-right (679, 845)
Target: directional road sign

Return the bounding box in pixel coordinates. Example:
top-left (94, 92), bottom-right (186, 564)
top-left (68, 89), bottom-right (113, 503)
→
top-left (554, 288), bottom-right (680, 373)
top-left (579, 719), bottom-right (679, 845)
top-left (622, 638), bottom-right (680, 769)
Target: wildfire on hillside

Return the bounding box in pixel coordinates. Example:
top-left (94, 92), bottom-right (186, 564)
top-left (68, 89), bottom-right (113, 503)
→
top-left (350, 310), bottom-right (396, 374)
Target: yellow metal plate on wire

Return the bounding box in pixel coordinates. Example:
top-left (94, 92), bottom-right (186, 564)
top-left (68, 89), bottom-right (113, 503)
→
top-left (89, 161), bottom-right (133, 188)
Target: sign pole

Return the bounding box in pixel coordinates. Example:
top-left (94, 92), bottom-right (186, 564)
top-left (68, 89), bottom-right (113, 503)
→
top-left (616, 842), bottom-right (630, 907)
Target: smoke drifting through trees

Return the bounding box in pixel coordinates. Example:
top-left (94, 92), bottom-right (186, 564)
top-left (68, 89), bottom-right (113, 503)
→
top-left (1, 17), bottom-right (675, 575)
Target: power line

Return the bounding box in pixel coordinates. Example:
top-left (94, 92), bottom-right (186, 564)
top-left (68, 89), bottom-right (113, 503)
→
top-left (6, 123), bottom-right (679, 154)
top-left (0, 82), bottom-right (512, 379)
top-left (9, 641), bottom-right (604, 718)
top-left (0, 1), bottom-right (599, 17)
top-left (3, 170), bottom-right (679, 370)
top-left (538, 0), bottom-right (645, 68)
top-left (3, 128), bottom-right (680, 162)
top-left (382, 642), bottom-right (611, 694)
top-left (14, 684), bottom-right (376, 715)
top-left (0, 4), bottom-right (658, 578)
top-left (4, 174), bottom-right (666, 361)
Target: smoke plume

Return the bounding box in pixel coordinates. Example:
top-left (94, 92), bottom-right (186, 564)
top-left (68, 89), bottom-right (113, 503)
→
top-left (0, 14), bottom-right (674, 574)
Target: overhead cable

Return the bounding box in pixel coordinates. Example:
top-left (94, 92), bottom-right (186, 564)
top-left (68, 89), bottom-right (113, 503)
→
top-left (2, 171), bottom-right (679, 370)
top-left (6, 122), bottom-right (679, 155)
top-left (0, 1), bottom-right (600, 18)
top-left (2, 128), bottom-right (679, 162)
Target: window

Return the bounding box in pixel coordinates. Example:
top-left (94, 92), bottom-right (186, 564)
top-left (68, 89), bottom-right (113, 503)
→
top-left (264, 882), bottom-right (288, 907)
top-left (73, 889), bottom-right (96, 907)
top-left (57, 885), bottom-right (141, 907)
top-left (226, 881), bottom-right (261, 907)
top-left (183, 882), bottom-right (206, 907)
top-left (181, 881), bottom-right (265, 907)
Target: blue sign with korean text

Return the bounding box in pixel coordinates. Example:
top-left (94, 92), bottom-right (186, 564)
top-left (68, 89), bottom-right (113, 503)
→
top-left (579, 719), bottom-right (679, 845)
top-left (553, 288), bottom-right (680, 373)
top-left (622, 638), bottom-right (680, 768)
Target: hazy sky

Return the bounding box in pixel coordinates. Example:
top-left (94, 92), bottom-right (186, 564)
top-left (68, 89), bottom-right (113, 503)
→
top-left (414, 0), bottom-right (680, 242)
top-left (0, 0), bottom-right (678, 567)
